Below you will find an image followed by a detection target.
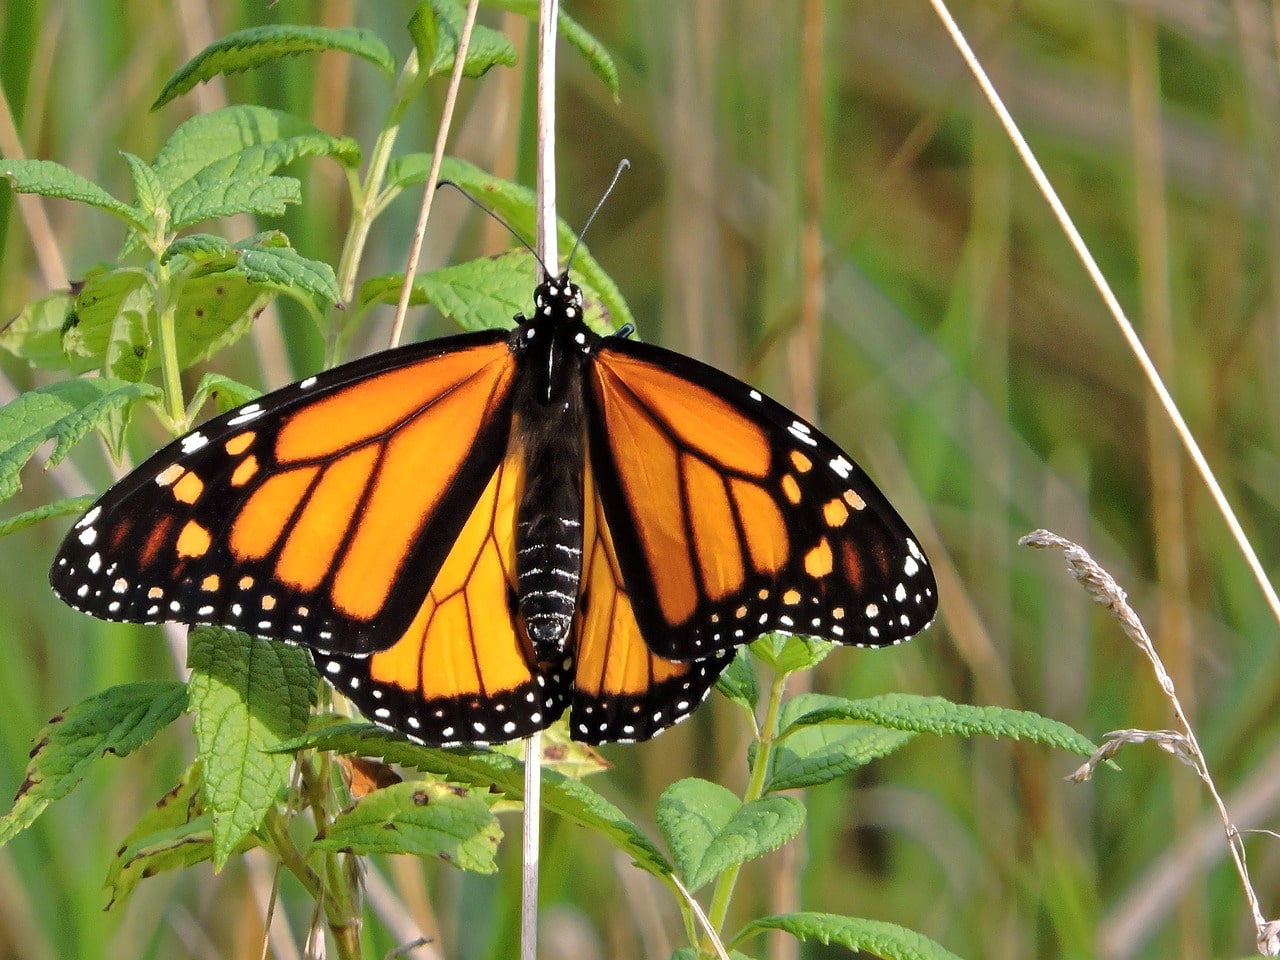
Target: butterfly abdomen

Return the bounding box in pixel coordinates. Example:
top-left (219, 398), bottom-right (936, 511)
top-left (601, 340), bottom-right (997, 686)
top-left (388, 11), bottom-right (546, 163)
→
top-left (510, 310), bottom-right (592, 659)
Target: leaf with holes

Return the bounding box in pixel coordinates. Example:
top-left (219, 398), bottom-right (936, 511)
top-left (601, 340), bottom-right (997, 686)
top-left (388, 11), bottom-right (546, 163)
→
top-left (315, 780), bottom-right (501, 872)
top-left (0, 681), bottom-right (188, 847)
top-left (286, 722), bottom-right (673, 877)
top-left (187, 628), bottom-right (315, 867)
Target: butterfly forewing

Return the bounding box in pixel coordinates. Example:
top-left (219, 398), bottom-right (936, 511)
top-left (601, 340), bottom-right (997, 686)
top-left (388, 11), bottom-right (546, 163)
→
top-left (585, 337), bottom-right (937, 662)
top-left (50, 332), bottom-right (516, 655)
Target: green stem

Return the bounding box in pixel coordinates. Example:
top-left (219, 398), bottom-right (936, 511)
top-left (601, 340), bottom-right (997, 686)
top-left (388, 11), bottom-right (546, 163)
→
top-left (700, 671), bottom-right (789, 953)
top-left (328, 49), bottom-right (423, 368)
top-left (152, 256), bottom-right (186, 432)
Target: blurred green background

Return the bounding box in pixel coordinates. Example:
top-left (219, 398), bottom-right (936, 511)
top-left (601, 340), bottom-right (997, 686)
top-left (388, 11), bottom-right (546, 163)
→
top-left (2, 1), bottom-right (1277, 958)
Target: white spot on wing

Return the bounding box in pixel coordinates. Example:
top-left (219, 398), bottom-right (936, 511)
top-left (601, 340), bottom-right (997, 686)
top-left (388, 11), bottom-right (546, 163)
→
top-left (180, 432), bottom-right (209, 454)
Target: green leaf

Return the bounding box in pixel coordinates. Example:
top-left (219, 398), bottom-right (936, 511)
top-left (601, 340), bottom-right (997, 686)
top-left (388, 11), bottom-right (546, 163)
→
top-left (104, 762), bottom-right (240, 910)
top-left (285, 723), bottom-right (673, 878)
top-left (0, 681), bottom-right (188, 847)
top-left (765, 694), bottom-right (916, 793)
top-left (316, 780), bottom-right (501, 872)
top-left (749, 633), bottom-right (833, 675)
top-left (411, 2), bottom-right (518, 79)
top-left (186, 627), bottom-right (315, 868)
top-left (0, 159), bottom-right (146, 231)
top-left (64, 269), bottom-right (154, 380)
top-left (714, 646), bottom-right (759, 715)
top-left (483, 0), bottom-right (620, 99)
top-left (0, 495), bottom-right (98, 538)
top-left (656, 778), bottom-right (804, 892)
top-left (186, 373), bottom-right (262, 421)
top-left (236, 240), bottom-right (341, 308)
top-left (169, 174), bottom-right (300, 231)
top-left (153, 25), bottom-right (395, 108)
top-left (153, 106), bottom-right (360, 196)
top-left (0, 290), bottom-right (77, 371)
top-left (120, 151), bottom-right (165, 222)
top-left (784, 693), bottom-right (1101, 758)
top-left (361, 251), bottom-right (612, 336)
top-left (172, 274), bottom-right (274, 372)
top-left (383, 156), bottom-right (634, 331)
top-left (735, 913), bottom-right (966, 960)
top-left (0, 378), bottom-right (162, 502)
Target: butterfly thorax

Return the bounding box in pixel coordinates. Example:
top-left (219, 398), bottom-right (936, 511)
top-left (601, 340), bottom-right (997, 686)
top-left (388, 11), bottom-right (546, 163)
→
top-left (508, 275), bottom-right (597, 659)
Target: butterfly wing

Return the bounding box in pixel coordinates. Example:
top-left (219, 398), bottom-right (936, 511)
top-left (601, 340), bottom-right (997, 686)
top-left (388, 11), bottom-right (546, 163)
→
top-left (313, 449), bottom-right (573, 746)
top-left (50, 331), bottom-right (517, 656)
top-left (585, 337), bottom-right (937, 661)
top-left (569, 455), bottom-right (732, 744)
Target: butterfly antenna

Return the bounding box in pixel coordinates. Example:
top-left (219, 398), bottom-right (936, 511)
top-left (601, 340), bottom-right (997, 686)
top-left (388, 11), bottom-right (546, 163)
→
top-left (564, 158), bottom-right (630, 275)
top-left (436, 179), bottom-right (552, 279)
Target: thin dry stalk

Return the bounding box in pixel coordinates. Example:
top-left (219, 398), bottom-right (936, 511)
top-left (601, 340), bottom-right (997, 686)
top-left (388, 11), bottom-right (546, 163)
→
top-left (1020, 529), bottom-right (1280, 956)
top-left (927, 0), bottom-right (1280, 635)
top-left (388, 0), bottom-right (482, 351)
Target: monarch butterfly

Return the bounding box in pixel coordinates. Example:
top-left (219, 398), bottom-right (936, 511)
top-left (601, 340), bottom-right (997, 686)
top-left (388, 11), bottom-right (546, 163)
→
top-left (49, 269), bottom-right (937, 746)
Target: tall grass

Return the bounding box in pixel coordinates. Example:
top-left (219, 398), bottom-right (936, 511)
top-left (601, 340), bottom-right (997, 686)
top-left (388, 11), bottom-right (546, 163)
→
top-left (2, 1), bottom-right (1277, 958)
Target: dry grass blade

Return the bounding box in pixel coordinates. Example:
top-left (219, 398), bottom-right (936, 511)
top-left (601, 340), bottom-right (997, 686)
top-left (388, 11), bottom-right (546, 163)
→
top-left (1020, 529), bottom-right (1278, 955)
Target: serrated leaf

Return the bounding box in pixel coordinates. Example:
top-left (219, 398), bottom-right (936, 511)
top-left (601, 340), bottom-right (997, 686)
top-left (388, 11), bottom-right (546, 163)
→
top-left (284, 723), bottom-right (672, 877)
top-left (361, 251), bottom-right (611, 335)
top-left (153, 25), bottom-right (395, 109)
top-left (0, 290), bottom-right (77, 371)
top-left (103, 762), bottom-right (239, 910)
top-left (656, 778), bottom-right (804, 892)
top-left (120, 151), bottom-right (165, 222)
top-left (735, 913), bottom-right (966, 960)
top-left (483, 0), bottom-right (620, 99)
top-left (411, 1), bottom-right (518, 79)
top-left (0, 159), bottom-right (146, 231)
top-left (65, 270), bottom-right (154, 379)
top-left (383, 156), bottom-right (633, 331)
top-left (169, 174), bottom-right (300, 231)
top-left (749, 633), bottom-right (833, 675)
top-left (0, 494), bottom-right (98, 538)
top-left (715, 646), bottom-right (759, 714)
top-left (187, 627), bottom-right (315, 868)
top-left (164, 233), bottom-right (237, 268)
top-left (153, 106), bottom-right (360, 195)
top-left (785, 694), bottom-right (1101, 758)
top-left (489, 722), bottom-right (611, 780)
top-left (187, 373), bottom-right (261, 420)
top-left (235, 241), bottom-right (340, 308)
top-left (766, 694), bottom-right (915, 792)
top-left (0, 379), bottom-right (162, 502)
top-left (0, 682), bottom-right (188, 847)
top-left (316, 780), bottom-right (501, 872)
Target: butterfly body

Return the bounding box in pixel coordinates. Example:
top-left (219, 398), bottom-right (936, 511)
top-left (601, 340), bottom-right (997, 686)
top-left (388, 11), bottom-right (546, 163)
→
top-left (50, 271), bottom-right (938, 746)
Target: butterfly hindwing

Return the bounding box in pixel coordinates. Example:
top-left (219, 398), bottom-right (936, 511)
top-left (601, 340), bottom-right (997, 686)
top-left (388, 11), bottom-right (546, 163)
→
top-left (313, 450), bottom-right (573, 746)
top-left (51, 331), bottom-right (517, 655)
top-left (569, 454), bottom-right (733, 744)
top-left (585, 336), bottom-right (937, 661)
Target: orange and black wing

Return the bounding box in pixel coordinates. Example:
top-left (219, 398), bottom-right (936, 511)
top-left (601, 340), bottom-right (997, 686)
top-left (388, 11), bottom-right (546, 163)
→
top-left (50, 331), bottom-right (517, 656)
top-left (569, 455), bottom-right (732, 744)
top-left (313, 450), bottom-right (573, 746)
top-left (584, 337), bottom-right (937, 662)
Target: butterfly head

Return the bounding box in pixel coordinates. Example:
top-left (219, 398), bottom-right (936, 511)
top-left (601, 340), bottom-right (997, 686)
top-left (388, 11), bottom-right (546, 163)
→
top-left (533, 272), bottom-right (585, 324)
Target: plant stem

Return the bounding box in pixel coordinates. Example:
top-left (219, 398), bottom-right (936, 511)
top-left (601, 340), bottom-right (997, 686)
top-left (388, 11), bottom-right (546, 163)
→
top-left (328, 49), bottom-right (422, 367)
top-left (152, 255), bottom-right (186, 432)
top-left (701, 671), bottom-right (788, 950)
